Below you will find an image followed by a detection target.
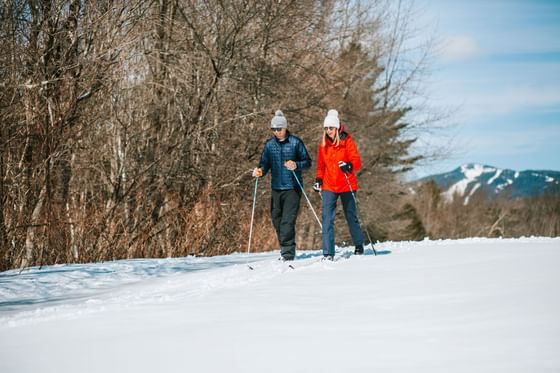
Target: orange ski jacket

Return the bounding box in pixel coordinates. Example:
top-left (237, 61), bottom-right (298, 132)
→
top-left (316, 131), bottom-right (362, 193)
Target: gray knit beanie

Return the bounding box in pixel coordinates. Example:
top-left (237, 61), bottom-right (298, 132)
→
top-left (270, 110), bottom-right (288, 129)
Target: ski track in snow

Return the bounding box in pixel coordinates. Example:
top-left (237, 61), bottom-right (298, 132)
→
top-left (0, 247), bottom-right (370, 327)
top-left (1, 237), bottom-right (560, 373)
top-left (0, 237), bottom-right (555, 328)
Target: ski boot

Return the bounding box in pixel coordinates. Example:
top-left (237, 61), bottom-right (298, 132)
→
top-left (354, 244), bottom-right (364, 255)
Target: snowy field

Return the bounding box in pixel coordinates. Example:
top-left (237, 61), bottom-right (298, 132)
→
top-left (1, 237), bottom-right (559, 373)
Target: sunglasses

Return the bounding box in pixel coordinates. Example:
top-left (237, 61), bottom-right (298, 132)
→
top-left (271, 128), bottom-right (285, 132)
top-left (325, 127), bottom-right (337, 131)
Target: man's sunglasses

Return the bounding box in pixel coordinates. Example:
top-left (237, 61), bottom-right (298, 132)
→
top-left (271, 128), bottom-right (284, 132)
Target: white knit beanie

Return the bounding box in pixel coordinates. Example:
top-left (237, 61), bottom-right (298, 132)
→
top-left (323, 109), bottom-right (340, 128)
top-left (270, 110), bottom-right (288, 128)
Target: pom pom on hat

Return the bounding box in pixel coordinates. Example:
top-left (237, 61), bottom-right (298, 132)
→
top-left (271, 110), bottom-right (288, 128)
top-left (323, 109), bottom-right (340, 128)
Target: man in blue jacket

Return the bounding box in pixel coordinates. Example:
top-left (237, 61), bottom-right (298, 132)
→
top-left (252, 110), bottom-right (312, 261)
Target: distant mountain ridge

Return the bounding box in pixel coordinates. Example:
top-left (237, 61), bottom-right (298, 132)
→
top-left (415, 164), bottom-right (560, 204)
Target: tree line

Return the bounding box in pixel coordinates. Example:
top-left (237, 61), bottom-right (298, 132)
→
top-left (407, 181), bottom-right (560, 240)
top-left (1, 0), bottom-right (433, 271)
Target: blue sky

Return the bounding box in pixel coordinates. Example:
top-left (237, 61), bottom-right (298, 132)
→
top-left (409, 0), bottom-right (560, 178)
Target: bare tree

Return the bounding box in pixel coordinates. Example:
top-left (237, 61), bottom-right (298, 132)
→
top-left (1, 0), bottom-right (439, 270)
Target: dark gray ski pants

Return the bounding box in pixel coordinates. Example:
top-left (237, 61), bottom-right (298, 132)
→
top-left (271, 189), bottom-right (301, 260)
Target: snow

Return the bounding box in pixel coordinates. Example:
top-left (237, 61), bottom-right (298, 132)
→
top-left (464, 182), bottom-right (480, 205)
top-left (1, 238), bottom-right (560, 373)
top-left (444, 164), bottom-right (493, 202)
top-left (460, 164), bottom-right (495, 180)
top-left (443, 180), bottom-right (468, 202)
top-left (487, 169), bottom-right (502, 184)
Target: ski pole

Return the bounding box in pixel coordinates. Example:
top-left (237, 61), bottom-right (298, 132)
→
top-left (246, 176), bottom-right (259, 270)
top-left (290, 169), bottom-right (322, 231)
top-left (343, 173), bottom-right (377, 256)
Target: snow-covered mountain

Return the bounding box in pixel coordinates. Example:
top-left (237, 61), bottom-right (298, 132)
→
top-left (1, 238), bottom-right (560, 373)
top-left (416, 163), bottom-right (560, 205)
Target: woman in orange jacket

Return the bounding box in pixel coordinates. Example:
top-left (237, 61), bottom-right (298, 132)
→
top-left (313, 109), bottom-right (365, 259)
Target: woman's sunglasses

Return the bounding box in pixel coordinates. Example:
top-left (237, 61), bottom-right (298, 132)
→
top-left (325, 127), bottom-right (337, 131)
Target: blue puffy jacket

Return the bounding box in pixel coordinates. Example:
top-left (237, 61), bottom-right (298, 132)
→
top-left (258, 132), bottom-right (312, 190)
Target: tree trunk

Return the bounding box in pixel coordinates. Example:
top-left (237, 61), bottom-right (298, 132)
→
top-left (22, 186), bottom-right (46, 268)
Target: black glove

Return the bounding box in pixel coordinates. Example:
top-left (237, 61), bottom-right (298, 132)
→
top-left (312, 178), bottom-right (322, 192)
top-left (338, 161), bottom-right (352, 173)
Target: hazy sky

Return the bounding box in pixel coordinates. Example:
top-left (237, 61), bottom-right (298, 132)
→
top-left (409, 0), bottom-right (560, 178)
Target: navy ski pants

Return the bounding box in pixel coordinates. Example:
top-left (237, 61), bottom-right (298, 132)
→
top-left (321, 190), bottom-right (364, 256)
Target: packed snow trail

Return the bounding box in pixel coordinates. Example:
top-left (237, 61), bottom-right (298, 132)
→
top-left (1, 238), bottom-right (559, 373)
